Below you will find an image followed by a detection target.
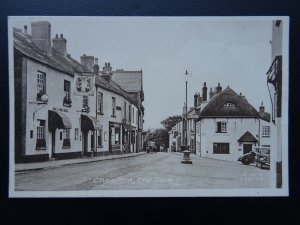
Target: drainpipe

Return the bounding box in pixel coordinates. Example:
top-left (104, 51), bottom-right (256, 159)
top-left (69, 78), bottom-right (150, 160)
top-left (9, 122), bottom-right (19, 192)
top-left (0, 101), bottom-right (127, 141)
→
top-left (95, 86), bottom-right (98, 156)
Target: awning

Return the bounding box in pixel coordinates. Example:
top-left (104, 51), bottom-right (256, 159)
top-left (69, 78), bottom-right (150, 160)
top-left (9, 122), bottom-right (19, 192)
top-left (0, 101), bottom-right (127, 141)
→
top-left (238, 131), bottom-right (258, 143)
top-left (81, 114), bottom-right (101, 131)
top-left (48, 110), bottom-right (72, 131)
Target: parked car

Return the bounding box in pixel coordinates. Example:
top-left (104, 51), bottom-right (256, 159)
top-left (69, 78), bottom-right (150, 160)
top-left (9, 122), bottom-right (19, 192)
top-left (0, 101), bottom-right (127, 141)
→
top-left (238, 151), bottom-right (256, 165)
top-left (255, 148), bottom-right (270, 169)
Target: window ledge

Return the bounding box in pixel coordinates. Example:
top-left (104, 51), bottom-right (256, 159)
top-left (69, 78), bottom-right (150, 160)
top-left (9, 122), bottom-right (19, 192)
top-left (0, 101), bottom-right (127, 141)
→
top-left (36, 147), bottom-right (46, 150)
top-left (97, 146), bottom-right (103, 148)
top-left (97, 112), bottom-right (104, 115)
top-left (111, 115), bottom-right (116, 118)
top-left (62, 146), bottom-right (71, 149)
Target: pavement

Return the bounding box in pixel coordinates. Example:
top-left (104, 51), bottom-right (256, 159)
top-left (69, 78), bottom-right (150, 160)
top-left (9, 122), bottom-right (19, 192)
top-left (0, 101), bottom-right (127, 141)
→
top-left (15, 152), bottom-right (146, 173)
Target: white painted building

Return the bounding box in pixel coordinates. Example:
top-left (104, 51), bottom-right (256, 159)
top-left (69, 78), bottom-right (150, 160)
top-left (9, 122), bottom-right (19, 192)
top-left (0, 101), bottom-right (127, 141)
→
top-left (14, 22), bottom-right (91, 162)
top-left (13, 21), bottom-right (143, 163)
top-left (195, 85), bottom-right (272, 161)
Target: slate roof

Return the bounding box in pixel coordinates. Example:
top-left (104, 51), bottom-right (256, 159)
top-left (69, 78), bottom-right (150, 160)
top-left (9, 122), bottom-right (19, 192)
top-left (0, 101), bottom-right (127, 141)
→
top-left (13, 27), bottom-right (90, 76)
top-left (110, 70), bottom-right (143, 92)
top-left (259, 112), bottom-right (271, 122)
top-left (95, 76), bottom-right (137, 105)
top-left (238, 131), bottom-right (258, 143)
top-left (199, 87), bottom-right (261, 118)
top-left (14, 27), bottom-right (138, 106)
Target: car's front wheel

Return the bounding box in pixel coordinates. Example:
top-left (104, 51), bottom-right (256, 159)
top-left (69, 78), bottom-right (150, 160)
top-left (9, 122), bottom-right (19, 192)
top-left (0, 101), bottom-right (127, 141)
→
top-left (242, 157), bottom-right (251, 165)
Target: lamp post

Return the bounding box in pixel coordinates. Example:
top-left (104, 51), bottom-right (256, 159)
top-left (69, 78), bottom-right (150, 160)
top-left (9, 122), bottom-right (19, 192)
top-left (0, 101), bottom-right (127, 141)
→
top-left (181, 69), bottom-right (192, 164)
top-left (182, 70), bottom-right (190, 150)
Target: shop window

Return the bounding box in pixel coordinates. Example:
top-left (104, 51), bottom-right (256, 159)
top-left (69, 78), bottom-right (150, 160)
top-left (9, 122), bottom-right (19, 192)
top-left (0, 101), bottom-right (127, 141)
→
top-left (63, 80), bottom-right (72, 107)
top-left (36, 120), bottom-right (46, 150)
top-left (36, 71), bottom-right (46, 101)
top-left (62, 129), bottom-right (71, 148)
top-left (216, 122), bottom-right (227, 133)
top-left (213, 143), bottom-right (229, 154)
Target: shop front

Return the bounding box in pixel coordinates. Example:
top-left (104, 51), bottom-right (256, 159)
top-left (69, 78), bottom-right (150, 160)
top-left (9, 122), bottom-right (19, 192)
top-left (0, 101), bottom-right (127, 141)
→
top-left (81, 114), bottom-right (100, 156)
top-left (109, 122), bottom-right (122, 154)
top-left (48, 110), bottom-right (72, 159)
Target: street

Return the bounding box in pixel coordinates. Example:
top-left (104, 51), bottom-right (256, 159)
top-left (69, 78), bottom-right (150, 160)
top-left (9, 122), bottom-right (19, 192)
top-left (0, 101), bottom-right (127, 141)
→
top-left (15, 152), bottom-right (270, 191)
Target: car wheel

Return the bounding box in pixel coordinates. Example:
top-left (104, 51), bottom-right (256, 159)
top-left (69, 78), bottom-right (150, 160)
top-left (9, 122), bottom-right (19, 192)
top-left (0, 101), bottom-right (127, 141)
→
top-left (242, 157), bottom-right (250, 165)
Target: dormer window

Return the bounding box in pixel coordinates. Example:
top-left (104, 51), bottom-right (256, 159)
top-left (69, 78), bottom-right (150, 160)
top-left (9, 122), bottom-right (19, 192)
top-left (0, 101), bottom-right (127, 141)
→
top-left (223, 102), bottom-right (236, 107)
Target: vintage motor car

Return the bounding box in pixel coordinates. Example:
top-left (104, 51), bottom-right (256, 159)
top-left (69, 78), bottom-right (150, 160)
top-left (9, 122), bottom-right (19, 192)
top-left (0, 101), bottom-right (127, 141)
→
top-left (255, 148), bottom-right (270, 169)
top-left (237, 151), bottom-right (256, 165)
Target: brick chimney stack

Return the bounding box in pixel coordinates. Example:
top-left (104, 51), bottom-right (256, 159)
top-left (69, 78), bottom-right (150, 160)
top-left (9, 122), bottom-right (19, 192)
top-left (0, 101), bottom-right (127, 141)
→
top-left (31, 21), bottom-right (51, 54)
top-left (80, 54), bottom-right (94, 71)
top-left (216, 82), bottom-right (222, 94)
top-left (194, 93), bottom-right (198, 107)
top-left (259, 101), bottom-right (265, 113)
top-left (52, 33), bottom-right (67, 57)
top-left (182, 102), bottom-right (187, 115)
top-left (103, 62), bottom-right (112, 75)
top-left (24, 25), bottom-right (28, 35)
top-left (209, 87), bottom-right (215, 100)
top-left (93, 58), bottom-right (99, 75)
top-left (197, 93), bottom-right (202, 105)
top-left (202, 82), bottom-right (207, 102)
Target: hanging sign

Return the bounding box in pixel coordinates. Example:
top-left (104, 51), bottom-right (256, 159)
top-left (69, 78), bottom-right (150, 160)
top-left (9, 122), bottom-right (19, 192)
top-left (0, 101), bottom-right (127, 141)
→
top-left (74, 73), bottom-right (95, 96)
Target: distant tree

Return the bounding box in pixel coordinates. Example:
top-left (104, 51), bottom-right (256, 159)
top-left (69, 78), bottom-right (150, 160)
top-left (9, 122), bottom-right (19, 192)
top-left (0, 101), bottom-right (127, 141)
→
top-left (161, 115), bottom-right (182, 131)
top-left (144, 128), bottom-right (169, 149)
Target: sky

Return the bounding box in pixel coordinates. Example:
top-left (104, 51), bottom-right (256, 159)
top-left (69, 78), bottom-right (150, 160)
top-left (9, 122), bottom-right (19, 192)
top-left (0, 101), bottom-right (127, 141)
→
top-left (10, 16), bottom-right (274, 130)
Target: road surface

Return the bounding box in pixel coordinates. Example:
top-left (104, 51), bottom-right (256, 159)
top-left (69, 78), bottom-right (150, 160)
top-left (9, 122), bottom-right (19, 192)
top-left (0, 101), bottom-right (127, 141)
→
top-left (15, 152), bottom-right (270, 191)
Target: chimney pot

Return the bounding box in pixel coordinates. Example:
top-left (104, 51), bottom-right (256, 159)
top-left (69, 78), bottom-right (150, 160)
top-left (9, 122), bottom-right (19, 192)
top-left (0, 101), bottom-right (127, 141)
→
top-left (24, 25), bottom-right (27, 34)
top-left (56, 34), bottom-right (58, 38)
top-left (60, 34), bottom-right (63, 38)
top-left (202, 82), bottom-right (208, 102)
top-left (216, 82), bottom-right (222, 94)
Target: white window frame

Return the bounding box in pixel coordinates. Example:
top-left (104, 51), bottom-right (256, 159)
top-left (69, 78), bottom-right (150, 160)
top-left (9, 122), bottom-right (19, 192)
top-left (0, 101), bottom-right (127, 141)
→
top-left (216, 122), bottom-right (227, 133)
top-left (37, 71), bottom-right (46, 99)
top-left (37, 120), bottom-right (45, 139)
top-left (262, 126), bottom-right (270, 137)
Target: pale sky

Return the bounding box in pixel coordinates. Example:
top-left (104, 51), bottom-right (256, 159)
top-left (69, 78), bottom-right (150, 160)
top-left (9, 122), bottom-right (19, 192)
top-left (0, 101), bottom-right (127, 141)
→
top-left (10, 16), bottom-right (274, 130)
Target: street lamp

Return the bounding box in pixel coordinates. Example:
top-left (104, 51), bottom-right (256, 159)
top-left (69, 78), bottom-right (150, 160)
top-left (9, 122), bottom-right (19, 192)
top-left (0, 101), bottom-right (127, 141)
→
top-left (183, 69), bottom-right (191, 148)
top-left (181, 69), bottom-right (192, 164)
